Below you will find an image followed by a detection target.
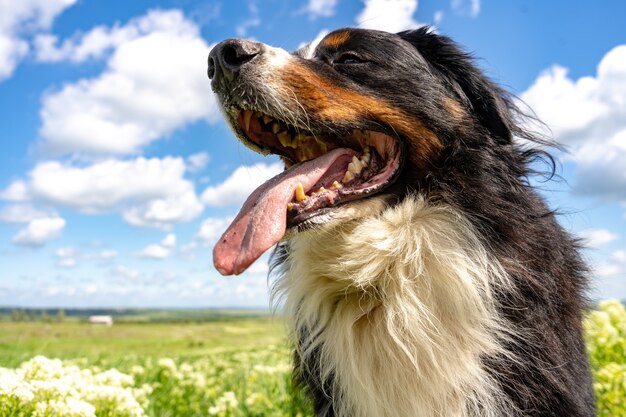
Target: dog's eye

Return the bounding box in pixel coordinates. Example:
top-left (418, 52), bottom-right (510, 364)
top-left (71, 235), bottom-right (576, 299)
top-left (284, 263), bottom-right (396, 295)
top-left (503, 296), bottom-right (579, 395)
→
top-left (334, 53), bottom-right (365, 65)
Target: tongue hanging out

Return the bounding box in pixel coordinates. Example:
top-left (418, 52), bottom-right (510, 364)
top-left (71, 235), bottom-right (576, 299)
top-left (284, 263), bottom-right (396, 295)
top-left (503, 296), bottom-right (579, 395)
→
top-left (212, 109), bottom-right (403, 276)
top-left (213, 148), bottom-right (356, 275)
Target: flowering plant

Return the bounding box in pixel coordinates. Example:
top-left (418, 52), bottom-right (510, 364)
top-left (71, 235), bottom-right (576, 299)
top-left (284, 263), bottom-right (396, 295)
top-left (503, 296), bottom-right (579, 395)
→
top-left (584, 299), bottom-right (626, 417)
top-left (1, 302), bottom-right (623, 417)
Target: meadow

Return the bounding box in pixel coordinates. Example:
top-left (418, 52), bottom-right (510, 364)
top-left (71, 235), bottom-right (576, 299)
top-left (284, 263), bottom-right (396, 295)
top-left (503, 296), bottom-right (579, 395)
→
top-left (1, 302), bottom-right (625, 416)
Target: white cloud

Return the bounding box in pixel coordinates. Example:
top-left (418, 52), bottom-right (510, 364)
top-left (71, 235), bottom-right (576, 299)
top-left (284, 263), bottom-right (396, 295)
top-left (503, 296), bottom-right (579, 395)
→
top-left (137, 244), bottom-right (170, 259)
top-left (122, 187), bottom-right (203, 229)
top-left (201, 162), bottom-right (283, 207)
top-left (161, 233), bottom-right (177, 248)
top-left (36, 9), bottom-right (218, 156)
top-left (356, 0), bottom-right (422, 33)
top-left (55, 246), bottom-right (77, 268)
top-left (137, 233), bottom-right (177, 259)
top-left (187, 152), bottom-right (210, 172)
top-left (521, 65), bottom-right (610, 144)
top-left (433, 11), bottom-right (444, 25)
top-left (306, 0), bottom-right (338, 18)
top-left (596, 250), bottom-right (626, 278)
top-left (1, 156), bottom-right (204, 229)
top-left (0, 204), bottom-right (50, 223)
top-left (97, 250), bottom-right (118, 260)
top-left (55, 246), bottom-right (78, 258)
top-left (54, 246), bottom-right (118, 268)
top-left (235, 3), bottom-right (261, 37)
top-left (470, 0), bottom-right (480, 17)
top-left (196, 217), bottom-right (233, 243)
top-left (0, 180), bottom-right (30, 202)
top-left (33, 11), bottom-right (195, 63)
top-left (112, 265), bottom-right (141, 280)
top-left (0, 34), bottom-right (28, 80)
top-left (235, 17), bottom-right (261, 37)
top-left (451, 0), bottom-right (480, 18)
top-left (521, 45), bottom-right (626, 204)
top-left (579, 228), bottom-right (620, 248)
top-left (57, 257), bottom-right (76, 268)
top-left (12, 216), bottom-right (65, 247)
top-left (179, 241), bottom-right (198, 260)
top-left (0, 0), bottom-right (77, 81)
top-left (0, 0), bottom-right (77, 33)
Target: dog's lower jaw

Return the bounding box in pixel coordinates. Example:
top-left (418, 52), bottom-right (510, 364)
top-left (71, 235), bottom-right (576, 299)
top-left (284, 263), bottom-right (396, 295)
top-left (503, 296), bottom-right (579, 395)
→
top-left (272, 196), bottom-right (519, 417)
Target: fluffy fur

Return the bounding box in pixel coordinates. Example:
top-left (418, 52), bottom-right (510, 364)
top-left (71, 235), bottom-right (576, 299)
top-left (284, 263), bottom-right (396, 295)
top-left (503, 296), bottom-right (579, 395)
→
top-left (273, 196), bottom-right (518, 417)
top-left (208, 27), bottom-right (596, 417)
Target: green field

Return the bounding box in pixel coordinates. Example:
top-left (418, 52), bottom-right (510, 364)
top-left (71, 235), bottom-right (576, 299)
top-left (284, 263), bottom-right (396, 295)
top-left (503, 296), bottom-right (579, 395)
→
top-left (1, 302), bottom-right (626, 416)
top-left (0, 317), bottom-right (285, 367)
top-left (0, 315), bottom-right (311, 417)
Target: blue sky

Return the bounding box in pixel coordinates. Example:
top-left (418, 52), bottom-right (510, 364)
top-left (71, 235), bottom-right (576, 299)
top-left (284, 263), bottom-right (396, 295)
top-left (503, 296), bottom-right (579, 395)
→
top-left (1, 0), bottom-right (625, 308)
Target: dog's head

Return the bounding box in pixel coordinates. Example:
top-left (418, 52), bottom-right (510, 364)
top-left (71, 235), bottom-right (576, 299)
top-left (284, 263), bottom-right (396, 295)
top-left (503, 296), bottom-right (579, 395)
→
top-left (209, 27), bottom-right (526, 275)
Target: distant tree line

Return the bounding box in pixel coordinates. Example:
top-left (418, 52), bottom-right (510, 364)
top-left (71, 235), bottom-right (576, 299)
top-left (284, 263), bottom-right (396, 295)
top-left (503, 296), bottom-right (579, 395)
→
top-left (7, 309), bottom-right (66, 323)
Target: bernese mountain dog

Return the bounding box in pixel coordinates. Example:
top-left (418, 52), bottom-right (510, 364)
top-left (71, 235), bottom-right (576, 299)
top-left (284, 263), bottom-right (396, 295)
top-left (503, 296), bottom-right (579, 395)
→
top-left (207, 27), bottom-right (596, 417)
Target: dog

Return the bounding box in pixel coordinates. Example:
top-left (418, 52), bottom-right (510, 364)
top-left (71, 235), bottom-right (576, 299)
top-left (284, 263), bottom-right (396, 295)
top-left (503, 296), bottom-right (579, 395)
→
top-left (208, 27), bottom-right (596, 417)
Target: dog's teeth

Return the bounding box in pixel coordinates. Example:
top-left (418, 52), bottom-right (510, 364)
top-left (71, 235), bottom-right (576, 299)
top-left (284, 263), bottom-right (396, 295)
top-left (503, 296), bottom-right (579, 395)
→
top-left (263, 115), bottom-right (272, 124)
top-left (243, 110), bottom-right (253, 131)
top-left (277, 132), bottom-right (291, 148)
top-left (310, 186), bottom-right (326, 196)
top-left (287, 202), bottom-right (295, 210)
top-left (348, 156), bottom-right (363, 175)
top-left (288, 136), bottom-right (300, 149)
top-left (272, 123), bottom-right (281, 134)
top-left (342, 171), bottom-right (354, 183)
top-left (295, 183), bottom-right (307, 202)
top-left (330, 181), bottom-right (342, 189)
top-left (361, 152), bottom-right (370, 165)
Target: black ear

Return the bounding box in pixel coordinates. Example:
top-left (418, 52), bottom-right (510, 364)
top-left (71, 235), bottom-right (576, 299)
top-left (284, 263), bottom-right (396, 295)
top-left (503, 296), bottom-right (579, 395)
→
top-left (398, 27), bottom-right (513, 143)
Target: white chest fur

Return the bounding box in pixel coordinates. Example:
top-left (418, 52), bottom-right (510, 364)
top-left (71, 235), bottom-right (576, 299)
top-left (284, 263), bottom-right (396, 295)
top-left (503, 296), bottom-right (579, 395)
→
top-left (273, 197), bottom-right (518, 417)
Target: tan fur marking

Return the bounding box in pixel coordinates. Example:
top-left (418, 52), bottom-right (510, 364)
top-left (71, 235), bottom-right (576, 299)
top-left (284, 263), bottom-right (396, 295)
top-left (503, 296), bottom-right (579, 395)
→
top-left (321, 31), bottom-right (351, 50)
top-left (443, 97), bottom-right (472, 136)
top-left (277, 63), bottom-right (443, 167)
top-left (273, 196), bottom-right (519, 417)
top-left (444, 97), bottom-right (465, 120)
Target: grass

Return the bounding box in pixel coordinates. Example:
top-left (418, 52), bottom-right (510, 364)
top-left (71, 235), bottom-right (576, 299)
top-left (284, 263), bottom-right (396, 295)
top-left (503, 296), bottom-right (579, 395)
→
top-left (0, 316), bottom-right (309, 417)
top-left (2, 303), bottom-right (625, 416)
top-left (0, 317), bottom-right (286, 368)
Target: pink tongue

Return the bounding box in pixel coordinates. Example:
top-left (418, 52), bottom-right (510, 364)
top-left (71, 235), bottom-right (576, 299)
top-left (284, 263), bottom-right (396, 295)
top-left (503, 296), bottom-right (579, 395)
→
top-left (213, 148), bottom-right (354, 275)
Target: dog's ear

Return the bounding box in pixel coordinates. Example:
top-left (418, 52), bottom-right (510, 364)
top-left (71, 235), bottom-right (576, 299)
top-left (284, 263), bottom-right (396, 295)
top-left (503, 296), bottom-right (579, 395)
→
top-left (398, 28), bottom-right (513, 144)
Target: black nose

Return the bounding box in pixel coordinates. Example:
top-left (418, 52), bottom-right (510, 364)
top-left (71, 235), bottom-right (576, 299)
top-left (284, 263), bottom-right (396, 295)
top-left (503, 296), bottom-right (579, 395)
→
top-left (208, 39), bottom-right (262, 82)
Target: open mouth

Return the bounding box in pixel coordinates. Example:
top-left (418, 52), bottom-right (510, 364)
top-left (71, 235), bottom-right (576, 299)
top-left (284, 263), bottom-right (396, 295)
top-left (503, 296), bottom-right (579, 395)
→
top-left (235, 108), bottom-right (403, 226)
top-left (213, 106), bottom-right (403, 275)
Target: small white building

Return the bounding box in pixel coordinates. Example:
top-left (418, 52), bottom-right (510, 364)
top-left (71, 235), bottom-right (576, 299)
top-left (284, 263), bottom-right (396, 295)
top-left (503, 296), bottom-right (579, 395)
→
top-left (89, 315), bottom-right (113, 326)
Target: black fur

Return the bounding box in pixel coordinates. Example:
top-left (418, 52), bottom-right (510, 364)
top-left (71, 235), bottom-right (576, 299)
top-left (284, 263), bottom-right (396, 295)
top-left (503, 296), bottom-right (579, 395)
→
top-left (297, 28), bottom-right (595, 417)
top-left (212, 27), bottom-right (596, 417)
